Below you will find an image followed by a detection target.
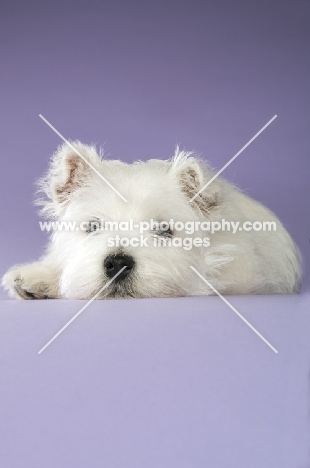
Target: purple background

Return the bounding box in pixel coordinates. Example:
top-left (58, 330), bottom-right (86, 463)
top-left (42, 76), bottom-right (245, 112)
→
top-left (1, 1), bottom-right (310, 467)
top-left (1, 296), bottom-right (310, 468)
top-left (0, 0), bottom-right (309, 292)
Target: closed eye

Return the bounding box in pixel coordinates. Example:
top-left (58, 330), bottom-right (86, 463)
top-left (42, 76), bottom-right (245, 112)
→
top-left (152, 227), bottom-right (173, 237)
top-left (86, 220), bottom-right (102, 233)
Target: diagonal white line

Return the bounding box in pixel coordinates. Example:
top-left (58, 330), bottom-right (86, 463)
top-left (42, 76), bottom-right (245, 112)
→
top-left (190, 266), bottom-right (278, 354)
top-left (39, 114), bottom-right (128, 203)
top-left (38, 266), bottom-right (127, 354)
top-left (190, 115), bottom-right (277, 202)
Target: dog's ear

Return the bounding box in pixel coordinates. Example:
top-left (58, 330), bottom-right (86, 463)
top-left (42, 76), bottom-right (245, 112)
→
top-left (171, 147), bottom-right (224, 216)
top-left (37, 141), bottom-right (102, 215)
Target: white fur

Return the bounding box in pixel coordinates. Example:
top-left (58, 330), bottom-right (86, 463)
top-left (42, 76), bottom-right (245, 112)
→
top-left (2, 142), bottom-right (301, 299)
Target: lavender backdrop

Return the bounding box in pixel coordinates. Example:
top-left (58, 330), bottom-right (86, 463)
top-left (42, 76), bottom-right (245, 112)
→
top-left (0, 0), bottom-right (309, 294)
top-left (0, 3), bottom-right (310, 467)
top-left (1, 296), bottom-right (310, 468)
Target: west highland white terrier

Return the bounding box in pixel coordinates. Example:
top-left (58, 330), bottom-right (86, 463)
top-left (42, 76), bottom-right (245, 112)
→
top-left (2, 142), bottom-right (301, 299)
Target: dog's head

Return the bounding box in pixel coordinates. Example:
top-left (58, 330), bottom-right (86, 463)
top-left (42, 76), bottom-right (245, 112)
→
top-left (38, 142), bottom-right (226, 299)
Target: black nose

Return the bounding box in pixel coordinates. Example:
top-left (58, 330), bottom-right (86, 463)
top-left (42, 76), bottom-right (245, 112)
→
top-left (104, 254), bottom-right (135, 281)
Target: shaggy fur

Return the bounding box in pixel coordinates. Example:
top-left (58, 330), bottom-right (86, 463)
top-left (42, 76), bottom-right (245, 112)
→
top-left (2, 142), bottom-right (301, 299)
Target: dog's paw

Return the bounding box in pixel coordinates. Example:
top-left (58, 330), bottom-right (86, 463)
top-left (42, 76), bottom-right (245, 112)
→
top-left (2, 266), bottom-right (51, 300)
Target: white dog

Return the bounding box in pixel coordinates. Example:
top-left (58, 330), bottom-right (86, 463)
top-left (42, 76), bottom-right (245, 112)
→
top-left (2, 142), bottom-right (301, 299)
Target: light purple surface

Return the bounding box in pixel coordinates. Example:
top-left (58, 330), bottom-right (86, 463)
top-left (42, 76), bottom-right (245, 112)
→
top-left (0, 1), bottom-right (310, 467)
top-left (0, 295), bottom-right (310, 468)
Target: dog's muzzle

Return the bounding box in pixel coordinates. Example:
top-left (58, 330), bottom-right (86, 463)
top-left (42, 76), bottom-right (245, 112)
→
top-left (104, 253), bottom-right (135, 282)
